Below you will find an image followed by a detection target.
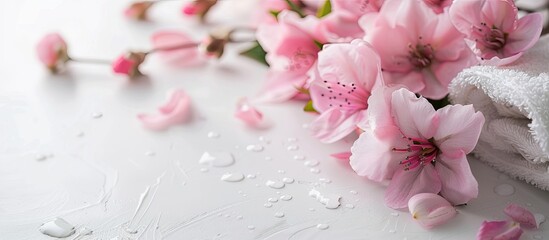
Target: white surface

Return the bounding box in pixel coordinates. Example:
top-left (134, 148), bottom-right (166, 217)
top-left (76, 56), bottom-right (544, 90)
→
top-left (1, 1), bottom-right (549, 239)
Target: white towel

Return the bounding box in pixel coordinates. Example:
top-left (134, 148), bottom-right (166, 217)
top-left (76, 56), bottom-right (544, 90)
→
top-left (449, 35), bottom-right (549, 190)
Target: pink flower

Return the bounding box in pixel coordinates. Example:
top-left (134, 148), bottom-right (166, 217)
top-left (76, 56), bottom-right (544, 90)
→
top-left (255, 11), bottom-right (325, 103)
top-left (112, 52), bottom-right (146, 77)
top-left (477, 221), bottom-right (523, 240)
top-left (181, 0), bottom-right (217, 21)
top-left (151, 31), bottom-right (203, 66)
top-left (308, 40), bottom-right (382, 143)
top-left (252, 0), bottom-right (292, 26)
top-left (503, 204), bottom-right (538, 229)
top-left (331, 0), bottom-right (384, 19)
top-left (36, 33), bottom-right (69, 72)
top-left (408, 193), bottom-right (457, 228)
top-left (138, 89), bottom-right (192, 130)
top-left (363, 0), bottom-right (476, 99)
top-left (423, 0), bottom-right (452, 14)
top-left (350, 87), bottom-right (485, 209)
top-left (124, 1), bottom-right (153, 20)
top-left (317, 0), bottom-right (384, 41)
top-left (449, 0), bottom-right (543, 66)
top-left (235, 98), bottom-right (263, 127)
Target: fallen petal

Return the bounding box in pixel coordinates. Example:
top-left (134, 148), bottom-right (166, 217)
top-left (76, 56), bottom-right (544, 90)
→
top-left (235, 98), bottom-right (263, 127)
top-left (477, 220), bottom-right (523, 240)
top-left (151, 31), bottom-right (203, 66)
top-left (408, 193), bottom-right (457, 229)
top-left (138, 89), bottom-right (191, 130)
top-left (503, 204), bottom-right (537, 229)
top-left (330, 152), bottom-right (352, 160)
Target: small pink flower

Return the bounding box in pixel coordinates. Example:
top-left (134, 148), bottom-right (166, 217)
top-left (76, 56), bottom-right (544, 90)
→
top-left (449, 0), bottom-right (543, 66)
top-left (138, 89), bottom-right (191, 130)
top-left (408, 193), bottom-right (457, 229)
top-left (308, 40), bottom-right (382, 143)
top-left (36, 33), bottom-right (69, 72)
top-left (112, 52), bottom-right (146, 77)
top-left (151, 31), bottom-right (203, 66)
top-left (255, 11), bottom-right (326, 103)
top-left (363, 0), bottom-right (476, 99)
top-left (317, 0), bottom-right (384, 41)
top-left (181, 0), bottom-right (217, 21)
top-left (235, 98), bottom-right (263, 127)
top-left (350, 87), bottom-right (485, 209)
top-left (477, 221), bottom-right (523, 240)
top-left (422, 0), bottom-right (452, 14)
top-left (503, 204), bottom-right (538, 229)
top-left (124, 1), bottom-right (153, 20)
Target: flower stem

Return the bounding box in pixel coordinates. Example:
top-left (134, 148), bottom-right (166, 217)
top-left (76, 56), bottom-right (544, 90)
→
top-left (147, 42), bottom-right (199, 54)
top-left (68, 56), bottom-right (112, 65)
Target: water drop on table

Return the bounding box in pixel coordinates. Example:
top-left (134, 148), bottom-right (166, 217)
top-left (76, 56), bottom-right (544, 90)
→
top-left (145, 151), bottom-right (156, 157)
top-left (247, 225), bottom-right (255, 230)
top-left (316, 224), bottom-right (329, 230)
top-left (277, 170), bottom-right (285, 174)
top-left (207, 131), bottom-right (220, 139)
top-left (91, 112), bottom-right (103, 119)
top-left (268, 197), bottom-right (279, 203)
top-left (349, 190), bottom-right (358, 195)
top-left (391, 212), bottom-right (399, 217)
top-left (345, 204), bottom-right (355, 209)
top-left (236, 215), bottom-right (243, 220)
top-left (282, 177), bottom-right (294, 184)
top-left (246, 174), bottom-right (256, 179)
top-left (309, 208), bottom-right (316, 211)
top-left (200, 168), bottom-right (209, 173)
top-left (287, 137), bottom-right (298, 142)
top-left (266, 180), bottom-right (285, 189)
top-left (494, 183), bottom-right (515, 196)
top-left (293, 155), bottom-right (306, 161)
top-left (246, 144), bottom-right (264, 152)
top-left (309, 189), bottom-right (341, 209)
top-left (38, 218), bottom-right (76, 238)
top-left (221, 173), bottom-right (245, 182)
top-left (280, 195), bottom-right (293, 201)
top-left (304, 160), bottom-right (319, 167)
top-left (310, 168), bottom-right (321, 174)
top-left (258, 136), bottom-right (271, 144)
top-left (199, 151), bottom-right (235, 167)
top-left (264, 203), bottom-right (273, 208)
top-left (319, 178), bottom-right (331, 183)
top-left (274, 212), bottom-right (285, 218)
top-left (287, 145), bottom-right (299, 151)
top-left (388, 229), bottom-right (396, 233)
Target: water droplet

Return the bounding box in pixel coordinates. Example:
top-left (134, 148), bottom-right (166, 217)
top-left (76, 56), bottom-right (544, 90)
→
top-left (287, 137), bottom-right (298, 142)
top-left (246, 144), bottom-right (264, 152)
top-left (207, 131), bottom-right (220, 139)
top-left (268, 198), bottom-right (279, 203)
top-left (221, 173), bottom-right (245, 182)
top-left (274, 212), bottom-right (285, 218)
top-left (145, 151), bottom-right (156, 157)
top-left (319, 178), bottom-right (331, 183)
top-left (534, 213), bottom-right (546, 227)
top-left (293, 155), bottom-right (306, 161)
top-left (224, 214), bottom-right (231, 218)
top-left (533, 234), bottom-right (543, 240)
top-left (35, 154), bottom-right (48, 161)
top-left (265, 156), bottom-right (273, 161)
top-left (390, 212), bottom-right (399, 217)
top-left (264, 203), bottom-right (273, 208)
top-left (236, 215), bottom-right (243, 220)
top-left (345, 204), bottom-right (355, 209)
top-left (280, 195), bottom-right (293, 201)
top-left (287, 145), bottom-right (299, 151)
top-left (282, 177), bottom-right (294, 184)
top-left (266, 180), bottom-right (285, 189)
top-left (349, 190), bottom-right (358, 195)
top-left (247, 225), bottom-right (255, 230)
top-left (246, 174), bottom-right (256, 179)
top-left (310, 168), bottom-right (320, 174)
top-left (199, 151), bottom-right (235, 167)
top-left (200, 168), bottom-right (209, 172)
top-left (388, 229), bottom-right (396, 233)
top-left (309, 189), bottom-right (341, 209)
top-left (91, 112), bottom-right (103, 119)
top-left (258, 136), bottom-right (271, 144)
top-left (309, 208), bottom-right (316, 211)
top-left (316, 224), bottom-right (329, 230)
top-left (277, 170), bottom-right (286, 174)
top-left (304, 160), bottom-right (319, 167)
top-left (39, 218), bottom-right (76, 238)
top-left (494, 184), bottom-right (515, 196)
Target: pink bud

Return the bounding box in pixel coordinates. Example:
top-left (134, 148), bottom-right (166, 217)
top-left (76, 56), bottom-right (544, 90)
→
top-left (408, 193), bottom-right (457, 229)
top-left (235, 98), bottom-right (263, 127)
top-left (36, 33), bottom-right (69, 73)
top-left (112, 52), bottom-right (146, 77)
top-left (124, 2), bottom-right (153, 20)
top-left (503, 204), bottom-right (538, 229)
top-left (182, 4), bottom-right (198, 15)
top-left (477, 221), bottom-right (522, 240)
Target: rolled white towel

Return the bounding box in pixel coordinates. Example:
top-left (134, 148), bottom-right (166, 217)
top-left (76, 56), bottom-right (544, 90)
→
top-left (449, 35), bottom-right (549, 190)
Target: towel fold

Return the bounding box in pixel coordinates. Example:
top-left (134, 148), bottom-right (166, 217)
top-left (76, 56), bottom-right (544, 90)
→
top-left (449, 35), bottom-right (549, 190)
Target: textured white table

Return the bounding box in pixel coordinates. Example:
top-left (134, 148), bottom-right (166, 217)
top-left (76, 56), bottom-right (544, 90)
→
top-left (1, 0), bottom-right (549, 239)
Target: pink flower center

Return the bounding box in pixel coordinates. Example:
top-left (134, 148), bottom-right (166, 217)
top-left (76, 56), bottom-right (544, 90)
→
top-left (320, 81), bottom-right (369, 111)
top-left (392, 137), bottom-right (439, 171)
top-left (286, 48), bottom-right (316, 72)
top-left (408, 41), bottom-right (435, 70)
top-left (474, 22), bottom-right (508, 51)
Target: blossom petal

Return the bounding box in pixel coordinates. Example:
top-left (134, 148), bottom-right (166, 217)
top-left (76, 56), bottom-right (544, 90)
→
top-left (151, 31), bottom-right (202, 66)
top-left (391, 88), bottom-right (439, 139)
top-left (385, 165), bottom-right (442, 209)
top-left (138, 89), bottom-right (191, 131)
top-left (504, 13), bottom-right (543, 56)
top-left (350, 126), bottom-right (406, 182)
top-left (235, 98), bottom-right (263, 127)
top-left (476, 221), bottom-right (523, 240)
top-left (309, 108), bottom-right (365, 143)
top-left (503, 204), bottom-right (538, 229)
top-left (436, 153), bottom-right (478, 205)
top-left (481, 0), bottom-right (518, 32)
top-left (434, 104), bottom-right (485, 157)
top-left (449, 0), bottom-right (483, 38)
top-left (408, 193), bottom-right (457, 229)
top-left (331, 151), bottom-right (352, 160)
top-left (253, 68), bottom-right (308, 103)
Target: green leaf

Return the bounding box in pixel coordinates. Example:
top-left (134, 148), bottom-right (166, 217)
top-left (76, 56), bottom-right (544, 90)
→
top-left (269, 10), bottom-right (280, 19)
top-left (284, 0), bottom-right (306, 18)
top-left (240, 42), bottom-right (269, 66)
top-left (427, 95), bottom-right (450, 110)
top-left (303, 100), bottom-right (318, 113)
top-left (314, 40), bottom-right (324, 49)
top-left (316, 0), bottom-right (332, 18)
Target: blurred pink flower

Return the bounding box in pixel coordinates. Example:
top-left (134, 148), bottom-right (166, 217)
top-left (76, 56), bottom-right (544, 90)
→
top-left (503, 204), bottom-right (538, 229)
top-left (124, 1), bottom-right (153, 20)
top-left (181, 0), bottom-right (217, 21)
top-left (255, 11), bottom-right (325, 103)
top-left (317, 0), bottom-right (384, 41)
top-left (36, 33), bottom-right (69, 72)
top-left (308, 40), bottom-right (382, 143)
top-left (138, 89), bottom-right (192, 130)
top-left (350, 87), bottom-right (484, 209)
top-left (363, 0), bottom-right (476, 99)
top-left (151, 31), bottom-right (203, 66)
top-left (408, 193), bottom-right (457, 228)
top-left (112, 52), bottom-right (146, 77)
top-left (422, 0), bottom-right (452, 14)
top-left (235, 98), bottom-right (263, 127)
top-left (449, 0), bottom-right (543, 66)
top-left (477, 221), bottom-right (523, 240)
top-left (253, 0), bottom-right (292, 26)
